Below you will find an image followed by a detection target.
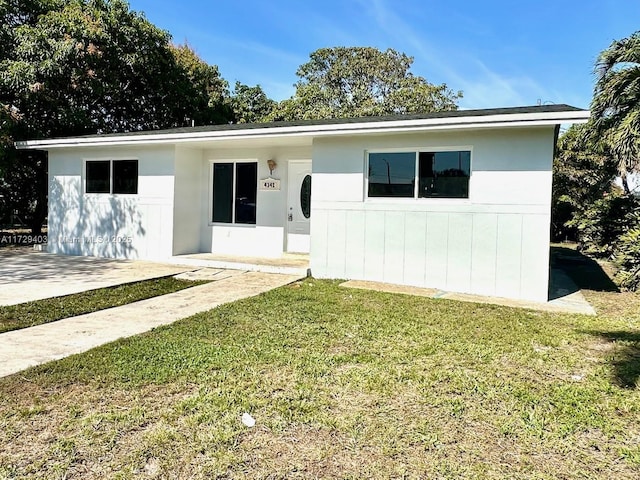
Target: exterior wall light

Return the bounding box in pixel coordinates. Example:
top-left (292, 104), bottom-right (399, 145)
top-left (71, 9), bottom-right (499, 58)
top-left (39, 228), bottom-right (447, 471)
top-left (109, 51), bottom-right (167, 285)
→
top-left (267, 159), bottom-right (277, 175)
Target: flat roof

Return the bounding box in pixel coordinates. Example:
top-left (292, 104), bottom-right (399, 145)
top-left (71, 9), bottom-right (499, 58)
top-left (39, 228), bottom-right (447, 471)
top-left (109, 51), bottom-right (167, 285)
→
top-left (16, 104), bottom-right (590, 150)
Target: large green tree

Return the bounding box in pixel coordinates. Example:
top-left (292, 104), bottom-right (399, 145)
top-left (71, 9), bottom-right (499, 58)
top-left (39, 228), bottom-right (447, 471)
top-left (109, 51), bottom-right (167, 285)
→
top-left (268, 47), bottom-right (462, 121)
top-left (591, 31), bottom-right (640, 194)
top-left (551, 124), bottom-right (617, 241)
top-left (170, 43), bottom-right (232, 126)
top-left (0, 0), bottom-right (231, 232)
top-left (228, 81), bottom-right (275, 124)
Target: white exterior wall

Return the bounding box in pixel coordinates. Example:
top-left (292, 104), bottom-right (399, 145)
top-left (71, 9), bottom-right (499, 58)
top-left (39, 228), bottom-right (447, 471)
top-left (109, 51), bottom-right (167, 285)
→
top-left (310, 127), bottom-right (555, 302)
top-left (173, 147), bottom-right (203, 255)
top-left (47, 146), bottom-right (175, 260)
top-left (200, 146), bottom-right (312, 257)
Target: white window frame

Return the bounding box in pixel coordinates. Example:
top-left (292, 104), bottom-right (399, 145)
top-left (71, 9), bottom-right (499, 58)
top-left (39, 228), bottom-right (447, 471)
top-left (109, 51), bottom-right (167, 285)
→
top-left (83, 158), bottom-right (139, 195)
top-left (208, 160), bottom-right (258, 226)
top-left (364, 146), bottom-right (473, 203)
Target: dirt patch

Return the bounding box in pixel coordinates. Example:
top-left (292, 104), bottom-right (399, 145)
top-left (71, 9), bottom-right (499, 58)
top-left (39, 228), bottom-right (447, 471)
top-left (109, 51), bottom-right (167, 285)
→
top-left (0, 381), bottom-right (198, 479)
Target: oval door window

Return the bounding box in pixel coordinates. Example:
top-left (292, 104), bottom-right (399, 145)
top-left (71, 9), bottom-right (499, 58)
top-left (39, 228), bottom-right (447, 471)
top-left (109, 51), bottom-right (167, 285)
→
top-left (300, 174), bottom-right (311, 219)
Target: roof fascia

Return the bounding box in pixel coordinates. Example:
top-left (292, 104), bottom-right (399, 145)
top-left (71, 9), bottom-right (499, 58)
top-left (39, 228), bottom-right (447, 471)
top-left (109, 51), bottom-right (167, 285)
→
top-left (16, 110), bottom-right (591, 150)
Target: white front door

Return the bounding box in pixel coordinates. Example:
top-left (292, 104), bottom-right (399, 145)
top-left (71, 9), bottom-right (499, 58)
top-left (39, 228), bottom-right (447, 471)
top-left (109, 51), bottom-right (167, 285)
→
top-left (287, 161), bottom-right (312, 253)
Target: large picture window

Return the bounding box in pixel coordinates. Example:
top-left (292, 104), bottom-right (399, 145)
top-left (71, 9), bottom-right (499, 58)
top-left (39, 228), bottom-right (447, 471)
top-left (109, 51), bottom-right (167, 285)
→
top-left (367, 150), bottom-right (470, 199)
top-left (86, 160), bottom-right (138, 194)
top-left (212, 162), bottom-right (257, 224)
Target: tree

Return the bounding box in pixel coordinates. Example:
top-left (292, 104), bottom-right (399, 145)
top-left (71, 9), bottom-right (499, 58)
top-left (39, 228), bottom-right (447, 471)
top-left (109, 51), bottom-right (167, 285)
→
top-left (170, 43), bottom-right (232, 126)
top-left (228, 82), bottom-right (275, 124)
top-left (0, 0), bottom-right (232, 232)
top-left (267, 47), bottom-right (462, 121)
top-left (551, 124), bottom-right (618, 241)
top-left (591, 31), bottom-right (640, 194)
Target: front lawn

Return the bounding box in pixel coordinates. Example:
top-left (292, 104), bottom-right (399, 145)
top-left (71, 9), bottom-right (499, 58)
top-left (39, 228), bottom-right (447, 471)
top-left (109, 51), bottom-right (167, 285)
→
top-left (0, 277), bottom-right (207, 334)
top-left (0, 279), bottom-right (639, 479)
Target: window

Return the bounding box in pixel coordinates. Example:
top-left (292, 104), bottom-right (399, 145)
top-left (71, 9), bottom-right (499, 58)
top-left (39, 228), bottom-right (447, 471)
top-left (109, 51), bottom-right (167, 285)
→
top-left (212, 162), bottom-right (257, 224)
top-left (368, 152), bottom-right (416, 198)
top-left (367, 150), bottom-right (470, 199)
top-left (112, 160), bottom-right (138, 194)
top-left (300, 174), bottom-right (312, 219)
top-left (85, 160), bottom-right (138, 194)
top-left (86, 161), bottom-right (110, 193)
top-left (419, 151), bottom-right (470, 198)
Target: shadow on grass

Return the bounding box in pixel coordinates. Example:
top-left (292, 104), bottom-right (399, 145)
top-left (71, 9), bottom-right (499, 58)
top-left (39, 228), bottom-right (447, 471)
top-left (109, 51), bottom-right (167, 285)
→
top-left (550, 246), bottom-right (618, 297)
top-left (583, 330), bottom-right (640, 389)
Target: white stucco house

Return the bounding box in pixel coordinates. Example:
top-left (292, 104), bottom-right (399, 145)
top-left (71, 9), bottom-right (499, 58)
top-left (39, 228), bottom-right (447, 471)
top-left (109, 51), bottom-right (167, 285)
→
top-left (17, 105), bottom-right (589, 303)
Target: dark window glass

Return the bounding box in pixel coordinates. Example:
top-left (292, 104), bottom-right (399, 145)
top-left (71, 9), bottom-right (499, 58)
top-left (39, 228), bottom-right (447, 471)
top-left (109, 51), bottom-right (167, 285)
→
top-left (212, 163), bottom-right (233, 223)
top-left (368, 152), bottom-right (415, 197)
top-left (418, 151), bottom-right (470, 198)
top-left (86, 161), bottom-right (110, 193)
top-left (235, 163), bottom-right (257, 224)
top-left (112, 160), bottom-right (138, 194)
top-left (300, 174), bottom-right (311, 219)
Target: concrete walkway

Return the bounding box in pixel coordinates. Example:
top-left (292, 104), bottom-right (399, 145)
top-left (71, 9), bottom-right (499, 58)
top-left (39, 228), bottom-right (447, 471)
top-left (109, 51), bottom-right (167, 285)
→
top-left (0, 248), bottom-right (191, 306)
top-left (341, 267), bottom-right (596, 316)
top-left (170, 252), bottom-right (310, 276)
top-left (0, 269), bottom-right (303, 378)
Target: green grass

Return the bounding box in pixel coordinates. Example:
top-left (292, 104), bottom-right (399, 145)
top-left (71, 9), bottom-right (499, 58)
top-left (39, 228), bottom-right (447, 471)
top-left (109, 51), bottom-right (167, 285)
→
top-left (0, 278), bottom-right (639, 479)
top-left (0, 277), bottom-right (207, 334)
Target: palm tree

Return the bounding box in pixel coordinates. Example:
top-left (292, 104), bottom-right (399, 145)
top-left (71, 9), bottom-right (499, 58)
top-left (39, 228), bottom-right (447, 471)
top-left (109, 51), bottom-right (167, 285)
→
top-left (592, 32), bottom-right (640, 194)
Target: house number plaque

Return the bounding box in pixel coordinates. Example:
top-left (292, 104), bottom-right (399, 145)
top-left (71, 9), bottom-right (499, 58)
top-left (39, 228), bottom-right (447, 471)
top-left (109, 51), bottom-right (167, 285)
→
top-left (259, 177), bottom-right (281, 191)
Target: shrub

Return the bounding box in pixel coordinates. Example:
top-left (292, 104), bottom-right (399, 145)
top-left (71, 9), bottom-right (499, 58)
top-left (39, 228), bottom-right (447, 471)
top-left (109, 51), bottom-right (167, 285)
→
top-left (613, 212), bottom-right (640, 291)
top-left (570, 194), bottom-right (640, 257)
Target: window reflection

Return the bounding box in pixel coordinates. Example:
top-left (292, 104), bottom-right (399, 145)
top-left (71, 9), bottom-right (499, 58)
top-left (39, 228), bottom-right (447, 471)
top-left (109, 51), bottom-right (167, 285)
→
top-left (367, 152), bottom-right (415, 197)
top-left (419, 151), bottom-right (470, 198)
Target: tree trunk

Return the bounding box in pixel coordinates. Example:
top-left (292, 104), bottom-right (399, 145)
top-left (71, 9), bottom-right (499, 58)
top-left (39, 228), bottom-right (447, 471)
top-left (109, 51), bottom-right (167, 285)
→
top-left (29, 153), bottom-right (48, 235)
top-left (621, 173), bottom-right (631, 195)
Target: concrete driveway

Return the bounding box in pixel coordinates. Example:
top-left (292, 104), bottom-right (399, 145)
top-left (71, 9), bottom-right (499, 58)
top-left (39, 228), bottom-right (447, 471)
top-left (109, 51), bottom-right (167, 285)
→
top-left (0, 248), bottom-right (191, 306)
top-left (0, 269), bottom-right (304, 378)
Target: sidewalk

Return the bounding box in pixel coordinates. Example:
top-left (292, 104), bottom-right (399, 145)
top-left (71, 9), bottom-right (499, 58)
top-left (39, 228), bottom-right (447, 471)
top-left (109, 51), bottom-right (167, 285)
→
top-left (0, 269), bottom-right (303, 378)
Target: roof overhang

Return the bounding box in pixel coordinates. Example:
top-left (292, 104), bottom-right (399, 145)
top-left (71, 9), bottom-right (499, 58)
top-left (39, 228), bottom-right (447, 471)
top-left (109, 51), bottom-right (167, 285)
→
top-left (15, 108), bottom-right (591, 150)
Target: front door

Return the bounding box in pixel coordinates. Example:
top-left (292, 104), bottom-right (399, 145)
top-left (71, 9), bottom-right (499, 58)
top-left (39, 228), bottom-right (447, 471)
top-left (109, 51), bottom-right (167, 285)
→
top-left (287, 161), bottom-right (312, 253)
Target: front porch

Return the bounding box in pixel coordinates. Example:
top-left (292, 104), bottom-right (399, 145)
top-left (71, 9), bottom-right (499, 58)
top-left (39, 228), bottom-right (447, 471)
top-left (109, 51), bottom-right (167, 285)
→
top-left (169, 252), bottom-right (310, 276)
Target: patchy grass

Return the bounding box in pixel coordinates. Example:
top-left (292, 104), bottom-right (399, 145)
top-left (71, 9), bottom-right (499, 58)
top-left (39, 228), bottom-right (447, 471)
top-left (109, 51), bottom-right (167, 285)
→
top-left (0, 278), bottom-right (639, 479)
top-left (0, 277), bottom-right (207, 334)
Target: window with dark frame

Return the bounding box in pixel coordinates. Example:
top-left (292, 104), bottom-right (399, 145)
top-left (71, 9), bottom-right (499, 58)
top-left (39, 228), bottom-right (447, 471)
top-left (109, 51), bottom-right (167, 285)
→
top-left (86, 160), bottom-right (111, 193)
top-left (367, 150), bottom-right (470, 199)
top-left (212, 162), bottom-right (257, 224)
top-left (85, 160), bottom-right (138, 194)
top-left (419, 151), bottom-right (470, 198)
top-left (113, 160), bottom-right (138, 194)
top-left (368, 152), bottom-right (416, 198)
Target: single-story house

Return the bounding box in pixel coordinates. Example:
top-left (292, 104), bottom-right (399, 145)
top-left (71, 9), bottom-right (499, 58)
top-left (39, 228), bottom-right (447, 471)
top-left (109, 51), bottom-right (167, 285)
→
top-left (17, 105), bottom-right (590, 303)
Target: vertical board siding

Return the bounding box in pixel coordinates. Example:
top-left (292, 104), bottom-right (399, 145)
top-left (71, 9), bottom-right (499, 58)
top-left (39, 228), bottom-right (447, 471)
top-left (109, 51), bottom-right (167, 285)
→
top-left (494, 214), bottom-right (524, 299)
top-left (403, 212), bottom-right (428, 286)
top-left (383, 212), bottom-right (406, 284)
top-left (48, 148), bottom-right (175, 261)
top-left (363, 210), bottom-right (385, 281)
top-left (345, 210), bottom-right (366, 278)
top-left (311, 206), bottom-right (550, 302)
top-left (309, 208), bottom-right (329, 277)
top-left (310, 127), bottom-right (555, 303)
top-left (470, 214), bottom-right (499, 296)
top-left (326, 210), bottom-right (348, 278)
top-left (446, 214), bottom-right (473, 293)
top-left (520, 214), bottom-right (551, 301)
top-left (425, 213), bottom-right (449, 288)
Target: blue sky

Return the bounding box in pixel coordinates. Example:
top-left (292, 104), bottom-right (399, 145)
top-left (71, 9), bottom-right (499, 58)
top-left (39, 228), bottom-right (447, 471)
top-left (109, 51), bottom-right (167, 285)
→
top-left (128, 0), bottom-right (639, 110)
